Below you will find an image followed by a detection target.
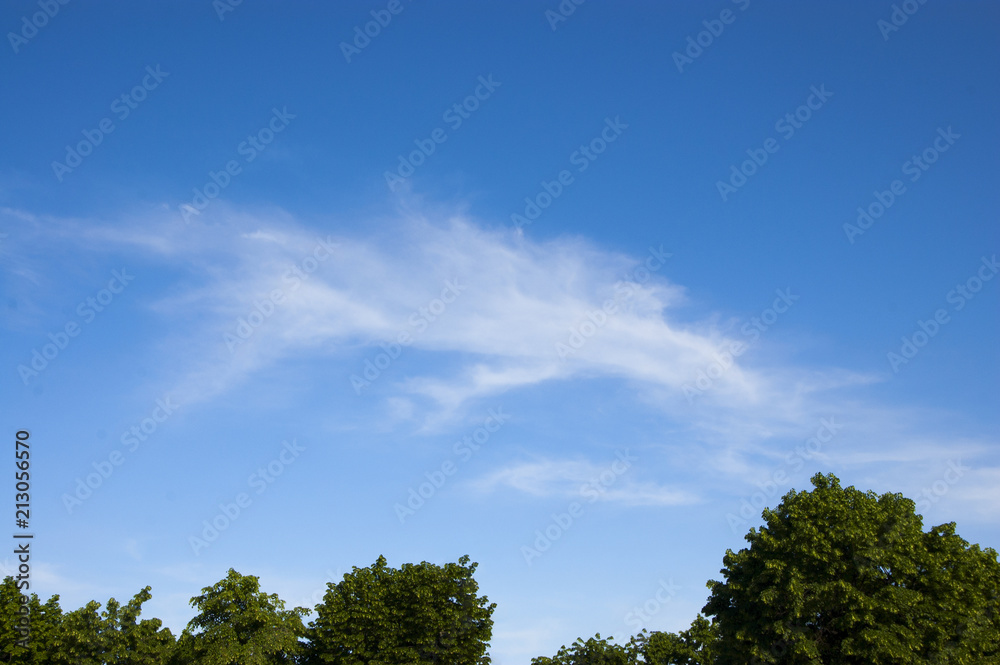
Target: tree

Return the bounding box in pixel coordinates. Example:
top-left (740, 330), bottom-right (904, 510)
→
top-left (703, 472), bottom-right (1000, 664)
top-left (0, 576), bottom-right (63, 663)
top-left (52, 600), bottom-right (106, 665)
top-left (531, 633), bottom-right (636, 665)
top-left (29, 585), bottom-right (174, 665)
top-left (634, 616), bottom-right (718, 665)
top-left (99, 586), bottom-right (176, 664)
top-left (179, 568), bottom-right (308, 664)
top-left (306, 554), bottom-right (496, 665)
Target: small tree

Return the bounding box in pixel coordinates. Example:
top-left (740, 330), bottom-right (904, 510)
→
top-left (179, 568), bottom-right (308, 664)
top-left (703, 472), bottom-right (1000, 663)
top-left (100, 586), bottom-right (175, 664)
top-left (306, 554), bottom-right (496, 665)
top-left (634, 616), bottom-right (718, 665)
top-left (531, 633), bottom-right (636, 665)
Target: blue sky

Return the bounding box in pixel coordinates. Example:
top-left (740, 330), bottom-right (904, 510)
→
top-left (1, 1), bottom-right (998, 662)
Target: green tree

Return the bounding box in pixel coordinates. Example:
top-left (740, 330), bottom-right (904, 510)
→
top-left (37, 586), bottom-right (174, 665)
top-left (53, 600), bottom-right (106, 665)
top-left (0, 576), bottom-right (63, 663)
top-left (306, 554), bottom-right (496, 665)
top-left (531, 633), bottom-right (636, 665)
top-left (633, 615), bottom-right (718, 665)
top-left (99, 586), bottom-right (176, 664)
top-left (178, 569), bottom-right (308, 665)
top-left (703, 472), bottom-right (1000, 664)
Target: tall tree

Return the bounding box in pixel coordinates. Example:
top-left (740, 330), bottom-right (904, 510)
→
top-left (179, 568), bottom-right (308, 665)
top-left (703, 472), bottom-right (1000, 664)
top-left (306, 554), bottom-right (496, 665)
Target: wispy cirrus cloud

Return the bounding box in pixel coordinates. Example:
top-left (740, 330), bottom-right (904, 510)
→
top-left (5, 202), bottom-right (996, 518)
top-left (468, 458), bottom-right (698, 507)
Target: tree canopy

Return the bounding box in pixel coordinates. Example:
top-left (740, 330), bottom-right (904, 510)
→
top-left (174, 568), bottom-right (308, 665)
top-left (2, 474), bottom-right (997, 664)
top-left (306, 554), bottom-right (496, 665)
top-left (703, 472), bottom-right (1000, 663)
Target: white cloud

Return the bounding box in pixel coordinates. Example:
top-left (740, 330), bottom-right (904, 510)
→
top-left (469, 458), bottom-right (698, 507)
top-left (7, 202), bottom-right (997, 511)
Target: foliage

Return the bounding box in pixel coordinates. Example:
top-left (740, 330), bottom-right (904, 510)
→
top-left (3, 473), bottom-right (998, 665)
top-left (0, 576), bottom-right (63, 663)
top-left (702, 472), bottom-right (1000, 664)
top-left (634, 615), bottom-right (718, 665)
top-left (305, 554), bottom-right (496, 665)
top-left (531, 633), bottom-right (636, 665)
top-left (178, 568), bottom-right (308, 665)
top-left (1, 578), bottom-right (174, 664)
